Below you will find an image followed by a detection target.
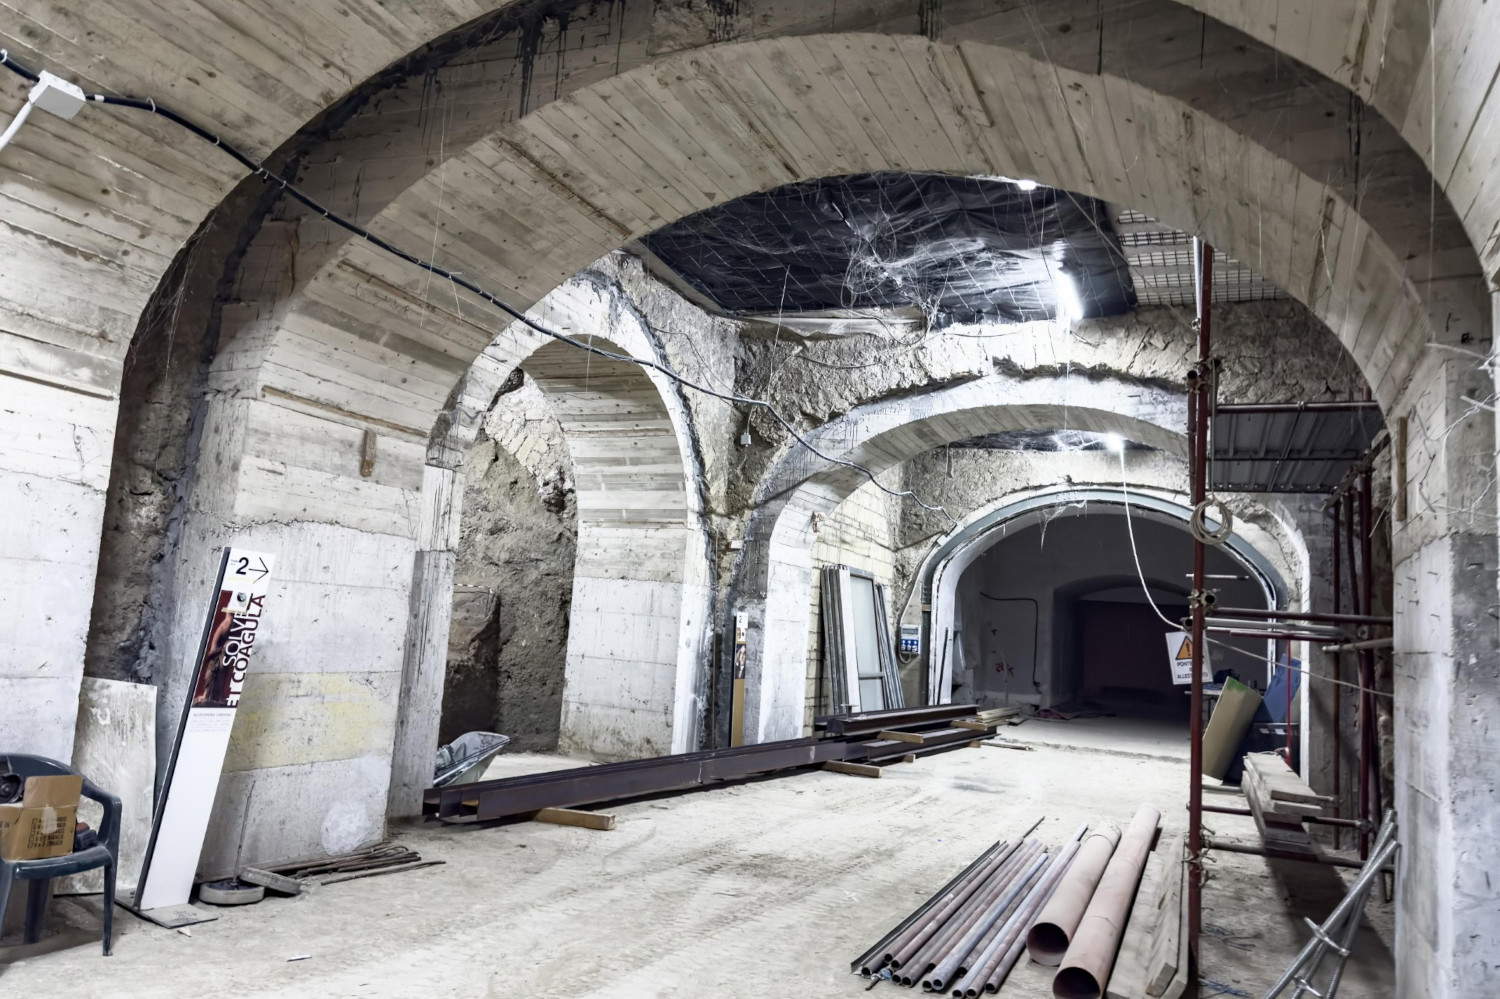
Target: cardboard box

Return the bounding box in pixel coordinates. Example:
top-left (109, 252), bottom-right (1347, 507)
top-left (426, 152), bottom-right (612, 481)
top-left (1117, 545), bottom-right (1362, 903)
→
top-left (0, 774), bottom-right (82, 861)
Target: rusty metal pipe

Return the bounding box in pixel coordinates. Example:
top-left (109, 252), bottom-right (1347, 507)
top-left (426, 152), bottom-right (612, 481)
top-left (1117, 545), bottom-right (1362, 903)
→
top-left (1209, 627), bottom-right (1341, 643)
top-left (1186, 237), bottom-right (1212, 974)
top-left (1338, 498), bottom-right (1350, 846)
top-left (1356, 471), bottom-right (1376, 859)
top-left (1025, 824), bottom-right (1121, 965)
top-left (924, 851), bottom-right (1050, 991)
top-left (877, 838), bottom-right (1018, 973)
top-left (897, 840), bottom-right (1040, 984)
top-left (890, 839), bottom-right (1028, 973)
top-left (1053, 805), bottom-right (1162, 999)
top-left (957, 825), bottom-right (1087, 997)
top-left (1200, 803), bottom-right (1359, 828)
top-left (1210, 607), bottom-right (1391, 626)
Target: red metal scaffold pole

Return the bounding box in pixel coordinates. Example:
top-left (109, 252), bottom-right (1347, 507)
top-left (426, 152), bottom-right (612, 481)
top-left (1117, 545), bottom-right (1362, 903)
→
top-left (1187, 238), bottom-right (1213, 973)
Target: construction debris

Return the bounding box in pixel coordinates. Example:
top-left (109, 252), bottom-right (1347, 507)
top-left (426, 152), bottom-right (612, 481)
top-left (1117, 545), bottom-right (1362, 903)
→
top-left (253, 843), bottom-right (442, 887)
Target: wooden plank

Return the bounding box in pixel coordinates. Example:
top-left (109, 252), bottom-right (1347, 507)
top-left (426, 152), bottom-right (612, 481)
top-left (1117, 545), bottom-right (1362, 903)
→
top-left (876, 729), bottom-right (925, 744)
top-left (953, 719), bottom-right (995, 732)
top-left (901, 754), bottom-right (917, 764)
top-left (240, 867), bottom-right (306, 896)
top-left (533, 807), bottom-right (617, 831)
top-left (1105, 851), bottom-right (1168, 999)
top-left (1146, 835), bottom-right (1186, 997)
top-left (824, 761), bottom-right (882, 779)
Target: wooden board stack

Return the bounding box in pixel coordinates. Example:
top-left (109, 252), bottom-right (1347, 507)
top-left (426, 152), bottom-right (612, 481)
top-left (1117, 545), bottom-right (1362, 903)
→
top-left (1242, 752), bottom-right (1332, 858)
top-left (1105, 833), bottom-right (1187, 999)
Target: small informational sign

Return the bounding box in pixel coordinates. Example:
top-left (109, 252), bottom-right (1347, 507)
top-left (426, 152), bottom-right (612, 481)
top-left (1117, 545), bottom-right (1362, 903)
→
top-left (1165, 630), bottom-right (1211, 685)
top-left (899, 625), bottom-right (921, 654)
top-left (135, 548), bottom-right (274, 913)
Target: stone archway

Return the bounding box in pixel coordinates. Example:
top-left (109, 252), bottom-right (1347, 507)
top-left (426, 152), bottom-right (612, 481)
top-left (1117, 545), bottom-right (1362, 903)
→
top-left (731, 371), bottom-right (1189, 743)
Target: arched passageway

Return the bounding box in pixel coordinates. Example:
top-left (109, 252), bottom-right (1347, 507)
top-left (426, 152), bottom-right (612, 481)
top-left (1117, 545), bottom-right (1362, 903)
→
top-left (0, 5), bottom-right (1493, 993)
top-left (926, 496), bottom-right (1279, 721)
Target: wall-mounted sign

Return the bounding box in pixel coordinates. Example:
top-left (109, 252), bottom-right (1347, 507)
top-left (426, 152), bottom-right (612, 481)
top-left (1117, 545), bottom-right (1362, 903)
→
top-left (1165, 630), bottom-right (1211, 685)
top-left (134, 548), bottom-right (274, 915)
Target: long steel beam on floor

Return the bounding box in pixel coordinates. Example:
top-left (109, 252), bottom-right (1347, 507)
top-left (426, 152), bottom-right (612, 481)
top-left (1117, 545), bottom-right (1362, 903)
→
top-left (814, 703), bottom-right (978, 737)
top-left (424, 738), bottom-right (850, 821)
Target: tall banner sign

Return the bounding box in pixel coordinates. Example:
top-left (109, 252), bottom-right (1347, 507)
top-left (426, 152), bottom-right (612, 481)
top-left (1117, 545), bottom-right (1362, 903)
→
top-left (134, 548), bottom-right (273, 913)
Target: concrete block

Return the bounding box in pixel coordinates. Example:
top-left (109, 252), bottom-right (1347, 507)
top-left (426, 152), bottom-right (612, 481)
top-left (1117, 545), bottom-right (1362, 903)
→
top-left (58, 678), bottom-right (156, 895)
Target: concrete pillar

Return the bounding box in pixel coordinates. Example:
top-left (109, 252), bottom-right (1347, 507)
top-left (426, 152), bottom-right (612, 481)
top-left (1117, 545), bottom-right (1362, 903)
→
top-left (1391, 348), bottom-right (1500, 997)
top-left (0, 365), bottom-right (116, 762)
top-left (161, 392), bottom-right (423, 877)
top-left (387, 465), bottom-right (462, 817)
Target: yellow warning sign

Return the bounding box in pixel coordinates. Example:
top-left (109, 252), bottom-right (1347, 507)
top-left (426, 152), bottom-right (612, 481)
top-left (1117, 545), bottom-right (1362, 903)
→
top-left (1165, 630), bottom-right (1209, 685)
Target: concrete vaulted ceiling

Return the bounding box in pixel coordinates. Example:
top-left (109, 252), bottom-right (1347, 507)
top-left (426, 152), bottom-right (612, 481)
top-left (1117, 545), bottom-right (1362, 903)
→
top-left (0, 0), bottom-right (1488, 429)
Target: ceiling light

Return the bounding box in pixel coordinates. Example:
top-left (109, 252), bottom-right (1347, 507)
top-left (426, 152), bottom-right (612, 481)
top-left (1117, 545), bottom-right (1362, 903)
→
top-left (1102, 433), bottom-right (1126, 454)
top-left (1053, 270), bottom-right (1085, 323)
top-left (1014, 178), bottom-right (1039, 192)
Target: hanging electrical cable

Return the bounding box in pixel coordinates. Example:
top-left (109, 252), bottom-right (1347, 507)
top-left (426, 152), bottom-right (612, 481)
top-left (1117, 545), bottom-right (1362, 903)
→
top-left (1115, 449), bottom-right (1390, 699)
top-left (0, 51), bottom-right (958, 525)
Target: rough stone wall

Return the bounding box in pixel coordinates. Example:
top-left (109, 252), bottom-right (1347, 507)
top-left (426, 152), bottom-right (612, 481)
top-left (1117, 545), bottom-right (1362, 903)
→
top-left (739, 299), bottom-right (1366, 497)
top-left (443, 377), bottom-right (575, 751)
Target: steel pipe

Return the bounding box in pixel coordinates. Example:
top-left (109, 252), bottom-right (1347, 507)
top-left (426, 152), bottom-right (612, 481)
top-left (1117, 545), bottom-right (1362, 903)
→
top-left (1200, 803), bottom-right (1359, 829)
top-left (1210, 607), bottom-right (1391, 626)
top-left (1321, 636), bottom-right (1393, 653)
top-left (897, 840), bottom-right (1040, 983)
top-left (883, 839), bottom-right (1020, 972)
top-left (924, 851), bottom-right (1049, 991)
top-left (954, 825), bottom-right (1087, 997)
top-left (1053, 805), bottom-right (1162, 999)
top-left (1213, 401), bottom-right (1380, 415)
top-left (1209, 627), bottom-right (1342, 643)
top-left (900, 840), bottom-right (1044, 978)
top-left (858, 839), bottom-right (1012, 976)
top-left (1025, 824), bottom-right (1121, 965)
top-left (1204, 839), bottom-right (1387, 871)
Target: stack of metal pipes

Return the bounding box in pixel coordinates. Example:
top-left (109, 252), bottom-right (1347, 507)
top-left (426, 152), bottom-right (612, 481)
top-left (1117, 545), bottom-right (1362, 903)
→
top-left (852, 804), bottom-right (1162, 999)
top-left (852, 818), bottom-right (1087, 995)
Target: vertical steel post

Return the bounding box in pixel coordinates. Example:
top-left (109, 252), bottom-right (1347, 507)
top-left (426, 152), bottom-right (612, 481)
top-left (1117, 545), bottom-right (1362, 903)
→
top-left (1357, 468), bottom-right (1379, 858)
top-left (1187, 239), bottom-right (1213, 971)
top-left (1330, 502), bottom-right (1343, 849)
top-left (1342, 488), bottom-right (1367, 857)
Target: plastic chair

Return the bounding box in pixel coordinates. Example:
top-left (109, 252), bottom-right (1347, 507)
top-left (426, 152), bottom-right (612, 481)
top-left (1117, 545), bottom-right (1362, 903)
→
top-left (0, 754), bottom-right (119, 955)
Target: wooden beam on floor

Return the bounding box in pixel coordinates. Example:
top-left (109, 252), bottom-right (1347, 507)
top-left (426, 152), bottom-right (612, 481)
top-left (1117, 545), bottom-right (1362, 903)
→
top-left (533, 807), bottom-right (616, 831)
top-left (901, 753), bottom-right (917, 764)
top-left (953, 719), bottom-right (994, 732)
top-left (876, 729), bottom-right (924, 744)
top-left (824, 761), bottom-right (882, 778)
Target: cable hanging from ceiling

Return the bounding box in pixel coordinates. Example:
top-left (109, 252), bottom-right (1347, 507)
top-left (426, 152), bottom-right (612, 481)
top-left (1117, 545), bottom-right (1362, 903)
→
top-left (0, 49), bottom-right (957, 524)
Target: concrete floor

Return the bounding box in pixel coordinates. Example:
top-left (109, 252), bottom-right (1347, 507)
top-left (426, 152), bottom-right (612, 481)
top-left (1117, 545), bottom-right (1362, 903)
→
top-left (999, 715), bottom-right (1190, 762)
top-left (0, 730), bottom-right (1393, 997)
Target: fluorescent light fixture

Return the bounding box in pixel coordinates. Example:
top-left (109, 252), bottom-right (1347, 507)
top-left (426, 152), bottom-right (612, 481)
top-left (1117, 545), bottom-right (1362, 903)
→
top-left (1014, 178), bottom-right (1039, 192)
top-left (1053, 269), bottom-right (1085, 323)
top-left (1102, 433), bottom-right (1126, 454)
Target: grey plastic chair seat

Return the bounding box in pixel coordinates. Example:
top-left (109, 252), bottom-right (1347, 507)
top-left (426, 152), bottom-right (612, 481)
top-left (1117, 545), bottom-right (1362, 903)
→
top-left (0, 754), bottom-right (119, 955)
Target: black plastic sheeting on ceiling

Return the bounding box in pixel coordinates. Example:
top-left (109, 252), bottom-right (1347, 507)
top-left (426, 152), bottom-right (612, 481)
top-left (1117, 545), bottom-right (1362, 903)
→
top-left (640, 173), bottom-right (1136, 325)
